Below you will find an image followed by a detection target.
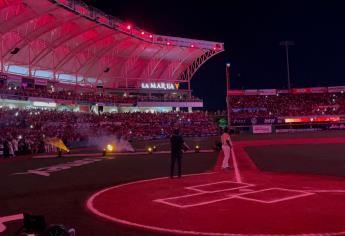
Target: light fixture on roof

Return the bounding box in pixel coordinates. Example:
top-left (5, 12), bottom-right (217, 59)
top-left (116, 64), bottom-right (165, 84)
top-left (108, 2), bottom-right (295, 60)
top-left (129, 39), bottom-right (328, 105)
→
top-left (191, 44), bottom-right (195, 48)
top-left (141, 31), bottom-right (145, 35)
top-left (10, 47), bottom-right (20, 55)
top-left (149, 34), bottom-right (153, 38)
top-left (167, 42), bottom-right (171, 46)
top-left (213, 47), bottom-right (217, 51)
top-left (126, 25), bottom-right (132, 30)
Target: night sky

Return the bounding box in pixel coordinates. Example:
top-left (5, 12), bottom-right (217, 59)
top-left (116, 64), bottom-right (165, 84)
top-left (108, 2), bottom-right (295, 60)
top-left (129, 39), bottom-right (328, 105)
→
top-left (84, 0), bottom-right (345, 110)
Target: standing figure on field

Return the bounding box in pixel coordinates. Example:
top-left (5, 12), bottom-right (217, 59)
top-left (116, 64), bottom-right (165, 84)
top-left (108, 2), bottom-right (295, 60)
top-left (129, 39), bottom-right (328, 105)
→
top-left (221, 127), bottom-right (232, 170)
top-left (170, 128), bottom-right (190, 178)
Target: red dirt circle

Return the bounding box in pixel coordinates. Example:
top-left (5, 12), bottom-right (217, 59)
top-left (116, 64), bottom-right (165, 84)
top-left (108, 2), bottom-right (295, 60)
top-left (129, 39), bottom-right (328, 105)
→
top-left (87, 171), bottom-right (345, 236)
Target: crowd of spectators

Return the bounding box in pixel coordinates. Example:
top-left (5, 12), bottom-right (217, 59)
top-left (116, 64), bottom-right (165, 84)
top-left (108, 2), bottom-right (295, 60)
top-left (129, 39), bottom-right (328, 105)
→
top-left (0, 108), bottom-right (218, 156)
top-left (229, 93), bottom-right (345, 119)
top-left (0, 84), bottom-right (202, 104)
top-left (0, 84), bottom-right (136, 104)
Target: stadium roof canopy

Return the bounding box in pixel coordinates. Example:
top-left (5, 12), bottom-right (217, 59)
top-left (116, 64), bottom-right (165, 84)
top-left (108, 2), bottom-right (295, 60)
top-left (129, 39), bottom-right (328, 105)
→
top-left (0, 0), bottom-right (224, 89)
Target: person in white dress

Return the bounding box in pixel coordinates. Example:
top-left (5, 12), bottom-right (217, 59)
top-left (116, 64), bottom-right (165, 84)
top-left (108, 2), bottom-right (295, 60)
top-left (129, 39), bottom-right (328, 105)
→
top-left (221, 127), bottom-right (232, 170)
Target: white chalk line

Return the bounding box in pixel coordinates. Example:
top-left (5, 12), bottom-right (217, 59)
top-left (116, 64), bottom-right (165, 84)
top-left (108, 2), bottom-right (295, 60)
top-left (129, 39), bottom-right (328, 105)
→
top-left (231, 145), bottom-right (242, 183)
top-left (0, 213), bottom-right (23, 233)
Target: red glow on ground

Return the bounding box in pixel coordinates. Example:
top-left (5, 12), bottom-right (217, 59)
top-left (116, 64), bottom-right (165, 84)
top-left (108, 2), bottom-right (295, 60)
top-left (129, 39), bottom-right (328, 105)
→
top-left (87, 137), bottom-right (345, 236)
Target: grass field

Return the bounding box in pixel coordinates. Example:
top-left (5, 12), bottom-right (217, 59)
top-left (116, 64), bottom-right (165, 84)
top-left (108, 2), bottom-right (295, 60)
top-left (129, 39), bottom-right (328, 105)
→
top-left (245, 143), bottom-right (345, 177)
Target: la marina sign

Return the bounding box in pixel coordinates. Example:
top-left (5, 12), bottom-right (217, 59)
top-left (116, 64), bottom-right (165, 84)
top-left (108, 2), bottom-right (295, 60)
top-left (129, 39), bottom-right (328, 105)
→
top-left (141, 82), bottom-right (179, 90)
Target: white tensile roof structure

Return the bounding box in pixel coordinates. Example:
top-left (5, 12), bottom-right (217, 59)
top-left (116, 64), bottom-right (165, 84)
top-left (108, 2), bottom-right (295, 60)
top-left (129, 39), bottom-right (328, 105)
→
top-left (0, 0), bottom-right (224, 90)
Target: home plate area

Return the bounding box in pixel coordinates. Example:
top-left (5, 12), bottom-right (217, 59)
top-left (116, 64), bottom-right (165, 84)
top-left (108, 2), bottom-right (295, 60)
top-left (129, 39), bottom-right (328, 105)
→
top-left (155, 181), bottom-right (314, 208)
top-left (87, 172), bottom-right (345, 236)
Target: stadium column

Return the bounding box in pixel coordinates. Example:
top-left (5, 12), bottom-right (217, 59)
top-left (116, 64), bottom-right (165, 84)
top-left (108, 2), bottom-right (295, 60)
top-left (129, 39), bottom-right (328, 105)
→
top-left (52, 49), bottom-right (56, 81)
top-left (0, 35), bottom-right (3, 72)
top-left (28, 42), bottom-right (32, 77)
top-left (75, 74), bottom-right (78, 94)
top-left (188, 80), bottom-right (192, 98)
top-left (226, 63), bottom-right (231, 128)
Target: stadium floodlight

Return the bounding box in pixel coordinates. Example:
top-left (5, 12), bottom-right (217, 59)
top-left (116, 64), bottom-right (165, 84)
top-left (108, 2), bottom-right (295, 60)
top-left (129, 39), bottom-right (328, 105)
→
top-left (280, 40), bottom-right (295, 89)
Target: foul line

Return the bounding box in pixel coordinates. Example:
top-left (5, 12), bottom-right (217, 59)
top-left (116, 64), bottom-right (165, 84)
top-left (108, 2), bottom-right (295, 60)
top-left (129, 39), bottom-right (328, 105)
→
top-left (231, 146), bottom-right (242, 183)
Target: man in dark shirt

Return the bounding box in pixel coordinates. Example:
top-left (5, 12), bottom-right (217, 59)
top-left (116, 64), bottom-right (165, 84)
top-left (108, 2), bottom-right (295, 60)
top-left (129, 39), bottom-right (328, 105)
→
top-left (170, 128), bottom-right (189, 178)
top-left (3, 139), bottom-right (10, 158)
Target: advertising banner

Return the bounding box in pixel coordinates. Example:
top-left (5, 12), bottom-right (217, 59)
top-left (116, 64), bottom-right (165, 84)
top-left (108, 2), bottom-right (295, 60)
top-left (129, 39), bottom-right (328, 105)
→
top-left (231, 117), bottom-right (279, 126)
top-left (55, 99), bottom-right (74, 105)
top-left (291, 88), bottom-right (312, 94)
top-left (0, 74), bottom-right (7, 80)
top-left (35, 79), bottom-right (48, 86)
top-left (244, 90), bottom-right (258, 95)
top-left (310, 87), bottom-right (328, 93)
top-left (277, 89), bottom-right (289, 94)
top-left (258, 89), bottom-right (277, 95)
top-left (328, 86), bottom-right (345, 93)
top-left (227, 90), bottom-right (245, 96)
top-left (7, 75), bottom-right (22, 83)
top-left (253, 125), bottom-right (272, 134)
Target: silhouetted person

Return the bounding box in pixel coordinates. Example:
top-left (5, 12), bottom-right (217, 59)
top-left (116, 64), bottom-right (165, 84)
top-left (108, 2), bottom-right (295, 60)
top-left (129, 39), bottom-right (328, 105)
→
top-left (170, 128), bottom-right (190, 178)
top-left (3, 139), bottom-right (10, 158)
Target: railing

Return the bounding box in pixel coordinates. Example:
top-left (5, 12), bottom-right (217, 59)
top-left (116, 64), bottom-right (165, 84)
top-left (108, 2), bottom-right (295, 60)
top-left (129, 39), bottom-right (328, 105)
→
top-left (0, 90), bottom-right (136, 106)
top-left (50, 0), bottom-right (224, 50)
top-left (0, 90), bottom-right (203, 106)
top-left (137, 97), bottom-right (203, 103)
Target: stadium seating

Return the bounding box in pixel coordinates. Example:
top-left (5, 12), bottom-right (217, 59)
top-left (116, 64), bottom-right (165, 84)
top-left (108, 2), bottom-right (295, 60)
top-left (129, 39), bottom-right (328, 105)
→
top-left (229, 93), bottom-right (345, 119)
top-left (0, 108), bottom-right (218, 155)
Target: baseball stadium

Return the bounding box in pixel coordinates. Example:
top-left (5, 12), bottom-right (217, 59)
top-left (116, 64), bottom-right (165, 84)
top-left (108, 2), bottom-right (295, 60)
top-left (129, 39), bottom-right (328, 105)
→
top-left (1, 0), bottom-right (345, 236)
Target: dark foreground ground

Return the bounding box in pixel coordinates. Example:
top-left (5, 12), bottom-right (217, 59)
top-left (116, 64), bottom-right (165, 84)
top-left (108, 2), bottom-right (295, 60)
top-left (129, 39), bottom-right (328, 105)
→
top-left (1, 152), bottom-right (218, 236)
top-left (1, 130), bottom-right (345, 235)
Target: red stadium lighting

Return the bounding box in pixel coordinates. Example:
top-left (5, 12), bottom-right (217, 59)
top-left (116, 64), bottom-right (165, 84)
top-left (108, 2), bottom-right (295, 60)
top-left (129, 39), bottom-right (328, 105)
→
top-left (149, 34), bottom-right (153, 38)
top-left (127, 25), bottom-right (132, 30)
top-left (141, 31), bottom-right (145, 35)
top-left (167, 42), bottom-right (171, 46)
top-left (59, 0), bottom-right (69, 5)
top-left (213, 47), bottom-right (217, 51)
top-left (191, 44), bottom-right (195, 48)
